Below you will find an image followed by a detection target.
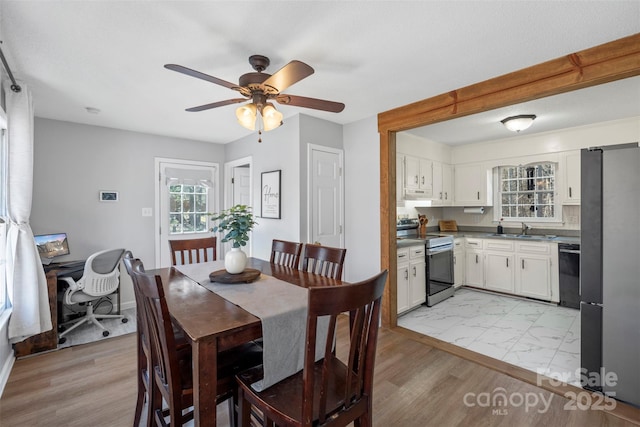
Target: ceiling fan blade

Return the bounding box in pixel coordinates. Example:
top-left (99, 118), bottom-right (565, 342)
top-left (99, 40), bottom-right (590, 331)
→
top-left (165, 64), bottom-right (241, 91)
top-left (276, 94), bottom-right (345, 113)
top-left (185, 98), bottom-right (247, 112)
top-left (263, 61), bottom-right (314, 94)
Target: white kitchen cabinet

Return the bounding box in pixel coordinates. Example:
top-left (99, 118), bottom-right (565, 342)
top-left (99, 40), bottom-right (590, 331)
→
top-left (453, 238), bottom-right (465, 288)
top-left (397, 245), bottom-right (426, 315)
top-left (515, 242), bottom-right (552, 300)
top-left (404, 155), bottom-right (433, 198)
top-left (485, 252), bottom-right (515, 293)
top-left (397, 248), bottom-right (410, 314)
top-left (465, 238), bottom-right (485, 288)
top-left (561, 151), bottom-right (581, 205)
top-left (409, 246), bottom-right (427, 307)
top-left (432, 161), bottom-right (453, 206)
top-left (484, 239), bottom-right (515, 293)
top-left (454, 163), bottom-right (492, 206)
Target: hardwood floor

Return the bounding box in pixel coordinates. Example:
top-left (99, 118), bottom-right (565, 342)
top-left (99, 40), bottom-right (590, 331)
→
top-left (1, 318), bottom-right (638, 427)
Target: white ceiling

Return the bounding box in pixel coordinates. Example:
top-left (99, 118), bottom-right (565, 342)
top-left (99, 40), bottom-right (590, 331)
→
top-left (1, 1), bottom-right (639, 145)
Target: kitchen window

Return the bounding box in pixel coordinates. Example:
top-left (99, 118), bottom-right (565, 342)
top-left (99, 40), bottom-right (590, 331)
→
top-left (498, 162), bottom-right (559, 221)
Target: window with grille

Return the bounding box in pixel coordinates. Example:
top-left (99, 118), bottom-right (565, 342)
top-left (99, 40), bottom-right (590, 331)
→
top-left (168, 184), bottom-right (210, 234)
top-left (498, 163), bottom-right (558, 221)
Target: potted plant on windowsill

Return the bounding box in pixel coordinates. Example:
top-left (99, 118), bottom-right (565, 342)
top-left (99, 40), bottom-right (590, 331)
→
top-left (208, 204), bottom-right (257, 274)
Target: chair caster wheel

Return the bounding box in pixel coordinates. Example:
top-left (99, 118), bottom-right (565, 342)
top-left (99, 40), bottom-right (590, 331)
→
top-left (103, 331), bottom-right (110, 337)
top-left (58, 337), bottom-right (67, 344)
top-left (122, 318), bottom-right (128, 323)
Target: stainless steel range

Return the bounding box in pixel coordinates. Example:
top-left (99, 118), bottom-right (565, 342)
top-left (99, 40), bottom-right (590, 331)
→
top-left (397, 219), bottom-right (455, 306)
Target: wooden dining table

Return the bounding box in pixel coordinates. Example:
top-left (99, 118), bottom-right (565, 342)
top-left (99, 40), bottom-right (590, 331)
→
top-left (148, 257), bottom-right (345, 427)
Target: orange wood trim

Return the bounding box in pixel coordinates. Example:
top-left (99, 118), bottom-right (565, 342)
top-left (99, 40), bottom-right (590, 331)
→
top-left (378, 33), bottom-right (640, 328)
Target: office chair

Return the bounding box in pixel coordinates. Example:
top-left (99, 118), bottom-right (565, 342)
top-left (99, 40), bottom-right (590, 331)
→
top-left (58, 248), bottom-right (127, 344)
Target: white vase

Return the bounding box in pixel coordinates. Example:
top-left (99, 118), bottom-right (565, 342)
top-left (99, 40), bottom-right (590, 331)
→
top-left (225, 247), bottom-right (247, 274)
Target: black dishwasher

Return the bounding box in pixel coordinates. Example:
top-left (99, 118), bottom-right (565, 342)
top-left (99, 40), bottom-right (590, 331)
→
top-left (558, 243), bottom-right (580, 309)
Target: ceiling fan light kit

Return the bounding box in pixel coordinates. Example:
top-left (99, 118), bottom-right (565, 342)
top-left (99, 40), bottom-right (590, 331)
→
top-left (501, 114), bottom-right (537, 132)
top-left (165, 54), bottom-right (344, 140)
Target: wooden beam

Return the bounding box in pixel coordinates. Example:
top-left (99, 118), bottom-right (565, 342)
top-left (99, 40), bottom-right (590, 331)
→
top-left (378, 33), bottom-right (640, 328)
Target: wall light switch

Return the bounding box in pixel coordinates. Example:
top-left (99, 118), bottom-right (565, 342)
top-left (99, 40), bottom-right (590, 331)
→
top-left (142, 208), bottom-right (153, 217)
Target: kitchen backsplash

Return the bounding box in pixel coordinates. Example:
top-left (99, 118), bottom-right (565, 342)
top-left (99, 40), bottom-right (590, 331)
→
top-left (397, 205), bottom-right (580, 232)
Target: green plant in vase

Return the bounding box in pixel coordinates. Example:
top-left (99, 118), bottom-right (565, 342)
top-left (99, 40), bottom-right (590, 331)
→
top-left (208, 205), bottom-right (257, 273)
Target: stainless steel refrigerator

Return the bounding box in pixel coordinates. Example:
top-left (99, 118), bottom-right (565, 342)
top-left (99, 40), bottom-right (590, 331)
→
top-left (580, 143), bottom-right (640, 407)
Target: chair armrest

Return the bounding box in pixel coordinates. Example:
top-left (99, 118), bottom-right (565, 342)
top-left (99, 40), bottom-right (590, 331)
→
top-left (59, 276), bottom-right (81, 291)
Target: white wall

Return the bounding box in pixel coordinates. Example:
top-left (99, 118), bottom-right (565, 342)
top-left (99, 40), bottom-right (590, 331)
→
top-left (224, 115), bottom-right (302, 260)
top-left (31, 118), bottom-right (226, 308)
top-left (343, 116), bottom-right (381, 283)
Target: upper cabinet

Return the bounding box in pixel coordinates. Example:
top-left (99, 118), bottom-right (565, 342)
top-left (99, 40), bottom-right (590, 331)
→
top-left (432, 161), bottom-right (453, 206)
top-left (561, 151), bottom-right (581, 205)
top-left (454, 163), bottom-right (493, 206)
top-left (404, 155), bottom-right (433, 198)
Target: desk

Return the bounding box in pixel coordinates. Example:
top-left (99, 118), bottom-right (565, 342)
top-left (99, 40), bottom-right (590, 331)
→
top-left (149, 258), bottom-right (343, 427)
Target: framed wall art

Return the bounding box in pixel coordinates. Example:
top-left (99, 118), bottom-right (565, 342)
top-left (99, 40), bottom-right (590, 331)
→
top-left (261, 170), bottom-right (281, 219)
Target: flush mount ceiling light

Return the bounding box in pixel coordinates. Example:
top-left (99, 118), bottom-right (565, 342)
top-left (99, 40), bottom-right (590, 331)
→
top-left (501, 114), bottom-right (537, 132)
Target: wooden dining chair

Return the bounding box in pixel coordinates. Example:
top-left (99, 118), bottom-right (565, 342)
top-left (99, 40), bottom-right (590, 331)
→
top-left (301, 243), bottom-right (347, 279)
top-left (129, 257), bottom-right (263, 427)
top-left (124, 251), bottom-right (193, 427)
top-left (168, 237), bottom-right (217, 266)
top-left (235, 269), bottom-right (388, 427)
top-left (269, 239), bottom-right (303, 268)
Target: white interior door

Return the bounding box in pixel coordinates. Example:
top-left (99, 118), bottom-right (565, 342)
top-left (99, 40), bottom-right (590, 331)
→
top-left (233, 166), bottom-right (251, 206)
top-left (155, 159), bottom-right (218, 267)
top-left (308, 145), bottom-right (344, 248)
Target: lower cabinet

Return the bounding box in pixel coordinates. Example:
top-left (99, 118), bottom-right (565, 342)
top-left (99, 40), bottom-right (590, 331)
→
top-left (463, 237), bottom-right (555, 302)
top-left (515, 242), bottom-right (552, 300)
top-left (397, 245), bottom-right (426, 315)
top-left (453, 238), bottom-right (465, 288)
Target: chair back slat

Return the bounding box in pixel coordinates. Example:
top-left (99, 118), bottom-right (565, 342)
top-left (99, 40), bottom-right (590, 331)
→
top-left (270, 239), bottom-right (303, 268)
top-left (169, 237), bottom-right (217, 266)
top-left (301, 244), bottom-right (347, 279)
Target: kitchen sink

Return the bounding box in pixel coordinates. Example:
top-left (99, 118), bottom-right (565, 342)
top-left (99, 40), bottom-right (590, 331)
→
top-left (488, 233), bottom-right (555, 240)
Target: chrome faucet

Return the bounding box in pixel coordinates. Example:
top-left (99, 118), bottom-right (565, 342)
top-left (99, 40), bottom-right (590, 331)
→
top-left (521, 222), bottom-right (531, 235)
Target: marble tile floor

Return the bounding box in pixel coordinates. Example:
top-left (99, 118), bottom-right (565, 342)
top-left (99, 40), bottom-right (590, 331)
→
top-left (398, 287), bottom-right (581, 386)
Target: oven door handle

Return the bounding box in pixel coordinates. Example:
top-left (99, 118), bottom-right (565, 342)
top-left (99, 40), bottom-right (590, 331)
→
top-left (428, 247), bottom-right (453, 255)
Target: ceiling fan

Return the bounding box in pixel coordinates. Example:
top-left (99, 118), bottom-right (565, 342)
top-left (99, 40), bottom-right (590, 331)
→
top-left (165, 55), bottom-right (345, 136)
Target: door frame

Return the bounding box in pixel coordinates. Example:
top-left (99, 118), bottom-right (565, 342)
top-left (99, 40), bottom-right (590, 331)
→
top-left (223, 156), bottom-right (253, 256)
top-left (306, 144), bottom-right (345, 247)
top-left (154, 157), bottom-right (220, 267)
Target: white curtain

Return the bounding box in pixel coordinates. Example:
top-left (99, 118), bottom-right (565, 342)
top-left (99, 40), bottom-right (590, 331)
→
top-left (4, 81), bottom-right (51, 343)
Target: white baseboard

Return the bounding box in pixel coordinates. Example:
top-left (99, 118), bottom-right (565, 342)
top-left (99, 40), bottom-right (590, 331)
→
top-left (0, 346), bottom-right (15, 399)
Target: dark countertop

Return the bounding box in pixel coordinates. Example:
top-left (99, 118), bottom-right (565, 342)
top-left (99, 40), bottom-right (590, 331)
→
top-left (397, 231), bottom-right (580, 247)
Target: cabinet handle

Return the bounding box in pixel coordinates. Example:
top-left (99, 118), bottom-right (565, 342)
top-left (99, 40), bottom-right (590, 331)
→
top-left (414, 176), bottom-right (418, 184)
top-left (476, 254), bottom-right (479, 263)
top-left (506, 258), bottom-right (509, 268)
top-left (413, 266), bottom-right (416, 277)
top-left (421, 176), bottom-right (425, 185)
top-left (405, 270), bottom-right (409, 280)
top-left (477, 191), bottom-right (480, 200)
top-left (522, 259), bottom-right (525, 269)
top-left (569, 187), bottom-right (572, 198)
top-left (398, 254), bottom-right (407, 258)
top-left (440, 191), bottom-right (443, 200)
top-left (445, 192), bottom-right (448, 200)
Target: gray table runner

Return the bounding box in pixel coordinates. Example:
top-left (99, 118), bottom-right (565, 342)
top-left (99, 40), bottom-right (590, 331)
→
top-left (176, 261), bottom-right (330, 391)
